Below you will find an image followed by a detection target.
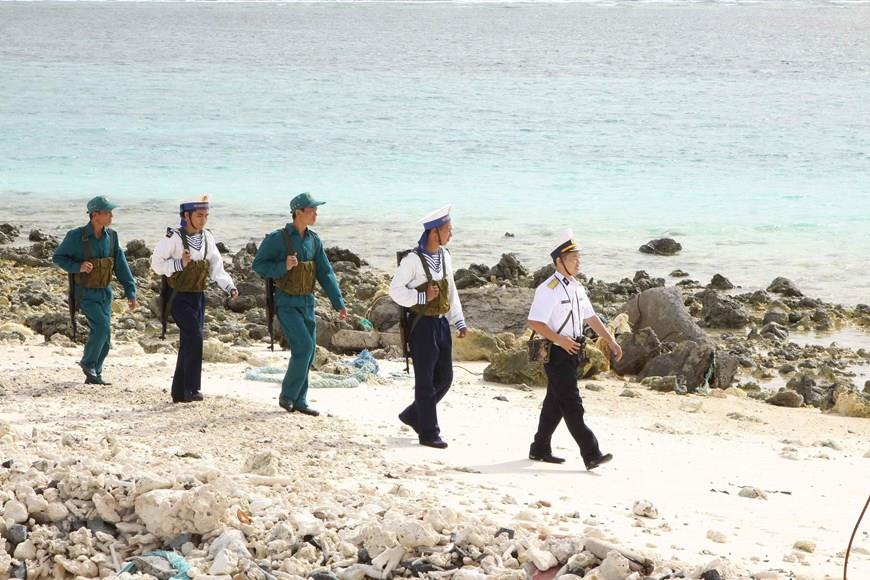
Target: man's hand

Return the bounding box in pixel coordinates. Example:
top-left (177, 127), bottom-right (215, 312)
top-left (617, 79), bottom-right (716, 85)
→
top-left (127, 298), bottom-right (139, 311)
top-left (181, 250), bottom-right (192, 268)
top-left (338, 308), bottom-right (348, 320)
top-left (286, 255), bottom-right (299, 271)
top-left (80, 261), bottom-right (94, 273)
top-left (426, 283), bottom-right (440, 302)
top-left (555, 335), bottom-right (582, 355)
top-left (457, 328), bottom-right (468, 339)
top-left (610, 341), bottom-right (623, 362)
top-left (229, 288), bottom-right (239, 300)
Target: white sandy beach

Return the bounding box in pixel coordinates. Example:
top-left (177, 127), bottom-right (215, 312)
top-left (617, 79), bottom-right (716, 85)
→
top-left (2, 339), bottom-right (868, 579)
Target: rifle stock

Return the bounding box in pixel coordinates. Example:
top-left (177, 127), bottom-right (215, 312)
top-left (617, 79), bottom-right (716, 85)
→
top-left (68, 273), bottom-right (77, 339)
top-left (266, 278), bottom-right (276, 351)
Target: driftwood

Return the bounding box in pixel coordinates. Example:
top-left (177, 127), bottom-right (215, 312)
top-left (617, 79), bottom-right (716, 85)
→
top-left (584, 538), bottom-right (655, 576)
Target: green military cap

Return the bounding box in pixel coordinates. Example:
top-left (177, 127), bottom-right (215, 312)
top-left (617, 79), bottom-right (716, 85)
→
top-left (86, 196), bottom-right (118, 213)
top-left (290, 192), bottom-right (326, 212)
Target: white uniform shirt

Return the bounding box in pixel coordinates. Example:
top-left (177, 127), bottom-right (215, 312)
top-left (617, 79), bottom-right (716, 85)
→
top-left (389, 248), bottom-right (467, 331)
top-left (150, 228), bottom-right (236, 294)
top-left (528, 272), bottom-right (596, 338)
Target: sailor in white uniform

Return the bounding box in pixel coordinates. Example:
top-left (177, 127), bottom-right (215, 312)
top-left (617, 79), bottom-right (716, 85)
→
top-left (389, 205), bottom-right (468, 449)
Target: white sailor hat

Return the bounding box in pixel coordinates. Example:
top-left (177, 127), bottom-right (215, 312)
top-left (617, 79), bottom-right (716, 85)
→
top-left (419, 205), bottom-right (452, 231)
top-left (179, 194), bottom-right (210, 213)
top-left (550, 229), bottom-right (580, 260)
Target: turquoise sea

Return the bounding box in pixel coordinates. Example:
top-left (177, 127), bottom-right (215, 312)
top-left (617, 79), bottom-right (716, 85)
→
top-left (1, 1), bottom-right (869, 304)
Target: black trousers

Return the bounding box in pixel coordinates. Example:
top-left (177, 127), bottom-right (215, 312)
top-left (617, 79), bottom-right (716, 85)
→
top-left (171, 291), bottom-right (205, 400)
top-left (400, 315), bottom-right (453, 441)
top-left (533, 344), bottom-right (602, 463)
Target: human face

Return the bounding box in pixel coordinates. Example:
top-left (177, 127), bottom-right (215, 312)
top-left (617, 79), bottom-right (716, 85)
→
top-left (436, 222), bottom-right (453, 246)
top-left (186, 209), bottom-right (209, 232)
top-left (559, 252), bottom-right (581, 276)
top-left (91, 210), bottom-right (113, 229)
top-left (297, 206), bottom-right (318, 227)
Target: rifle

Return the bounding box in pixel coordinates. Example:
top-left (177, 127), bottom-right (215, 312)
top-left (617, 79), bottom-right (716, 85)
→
top-left (265, 277), bottom-right (276, 351)
top-left (159, 275), bottom-right (170, 339)
top-left (68, 274), bottom-right (78, 339)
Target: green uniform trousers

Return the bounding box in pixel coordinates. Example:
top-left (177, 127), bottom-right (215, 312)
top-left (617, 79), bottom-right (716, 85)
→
top-left (80, 293), bottom-right (112, 375)
top-left (277, 305), bottom-right (317, 407)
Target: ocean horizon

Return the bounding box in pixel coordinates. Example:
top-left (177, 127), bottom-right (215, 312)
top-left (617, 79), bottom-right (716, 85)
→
top-left (1, 0), bottom-right (869, 303)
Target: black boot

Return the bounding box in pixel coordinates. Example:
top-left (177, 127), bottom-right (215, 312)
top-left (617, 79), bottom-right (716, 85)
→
top-left (529, 443), bottom-right (566, 464)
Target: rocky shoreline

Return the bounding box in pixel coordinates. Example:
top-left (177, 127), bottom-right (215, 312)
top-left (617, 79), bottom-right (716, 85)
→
top-left (1, 224), bottom-right (869, 580)
top-left (1, 226), bottom-right (868, 417)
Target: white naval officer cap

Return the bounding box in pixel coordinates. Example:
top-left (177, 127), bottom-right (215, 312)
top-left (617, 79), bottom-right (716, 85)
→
top-left (550, 228), bottom-right (580, 260)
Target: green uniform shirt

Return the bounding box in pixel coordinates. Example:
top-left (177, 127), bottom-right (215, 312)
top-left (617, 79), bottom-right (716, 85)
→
top-left (252, 225), bottom-right (345, 310)
top-left (52, 223), bottom-right (137, 301)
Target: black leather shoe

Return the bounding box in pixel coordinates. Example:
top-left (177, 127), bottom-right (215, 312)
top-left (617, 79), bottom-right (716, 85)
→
top-left (279, 400), bottom-right (294, 413)
top-left (419, 437), bottom-right (448, 449)
top-left (585, 453), bottom-right (613, 471)
top-left (172, 397), bottom-right (192, 403)
top-left (295, 406), bottom-right (320, 417)
top-left (190, 392), bottom-right (203, 402)
top-left (82, 367), bottom-right (100, 384)
top-left (96, 375), bottom-right (112, 385)
top-left (529, 444), bottom-right (566, 464)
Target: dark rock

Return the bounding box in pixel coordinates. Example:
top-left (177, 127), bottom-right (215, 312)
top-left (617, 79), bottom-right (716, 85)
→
top-left (767, 277), bottom-right (803, 297)
top-left (745, 290), bottom-right (771, 305)
top-left (130, 555), bottom-right (176, 579)
top-left (130, 257), bottom-right (152, 278)
top-left (29, 239), bottom-right (58, 260)
top-left (28, 229), bottom-right (50, 242)
top-left (811, 308), bottom-right (832, 330)
top-left (6, 523), bottom-right (27, 545)
top-left (698, 289), bottom-right (749, 329)
top-left (11, 564), bottom-right (26, 580)
top-left (710, 350), bottom-right (740, 389)
top-left (233, 248), bottom-right (255, 272)
top-left (639, 238), bottom-right (682, 256)
top-left (26, 312), bottom-right (72, 340)
top-left (622, 287), bottom-right (711, 345)
top-left (531, 264), bottom-right (556, 287)
top-left (489, 253), bottom-right (528, 283)
top-left (245, 241), bottom-right (258, 255)
top-left (0, 230), bottom-right (13, 245)
top-left (216, 241), bottom-right (231, 254)
top-left (708, 274), bottom-right (734, 290)
top-left (612, 327), bottom-right (662, 375)
top-left (864, 380), bottom-right (870, 394)
top-left (309, 573), bottom-right (339, 580)
top-left (325, 246), bottom-right (366, 267)
top-left (493, 395), bottom-right (508, 402)
top-left (495, 527), bottom-right (515, 539)
top-left (168, 533), bottom-right (194, 551)
top-left (762, 307), bottom-right (789, 326)
top-left (454, 268), bottom-right (488, 290)
top-left (460, 286), bottom-right (535, 334)
top-left (760, 322), bottom-right (789, 341)
top-left (767, 389), bottom-right (804, 408)
top-left (639, 340), bottom-right (714, 393)
top-left (700, 571), bottom-right (722, 580)
top-left (227, 295), bottom-right (258, 313)
top-left (402, 561), bottom-right (442, 574)
top-left (0, 223), bottom-right (19, 237)
top-left (779, 363), bottom-right (797, 374)
top-left (86, 518), bottom-right (117, 536)
top-left (633, 270), bottom-right (665, 291)
top-left (368, 296), bottom-right (402, 332)
top-left (669, 269), bottom-right (689, 278)
top-left (357, 548), bottom-right (371, 565)
top-left (125, 239), bottom-right (152, 259)
top-left (641, 375), bottom-right (681, 392)
top-left (504, 232), bottom-right (515, 238)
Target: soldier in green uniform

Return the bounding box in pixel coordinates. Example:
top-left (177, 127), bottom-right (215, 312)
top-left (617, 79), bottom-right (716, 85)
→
top-left (52, 196), bottom-right (139, 384)
top-left (252, 192), bottom-right (348, 416)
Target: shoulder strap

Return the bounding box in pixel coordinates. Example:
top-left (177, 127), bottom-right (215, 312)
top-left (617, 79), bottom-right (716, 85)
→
top-left (280, 228), bottom-right (298, 257)
top-left (415, 248), bottom-right (433, 283)
top-left (79, 227), bottom-right (95, 259)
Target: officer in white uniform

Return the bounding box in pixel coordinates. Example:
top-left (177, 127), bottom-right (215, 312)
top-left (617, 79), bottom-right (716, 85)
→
top-left (527, 230), bottom-right (623, 470)
top-left (151, 195), bottom-right (238, 403)
top-left (389, 205), bottom-right (467, 449)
